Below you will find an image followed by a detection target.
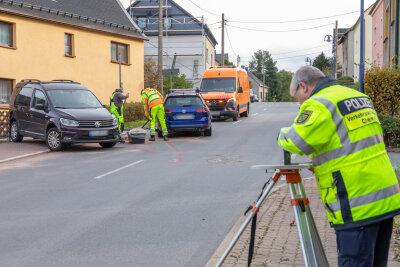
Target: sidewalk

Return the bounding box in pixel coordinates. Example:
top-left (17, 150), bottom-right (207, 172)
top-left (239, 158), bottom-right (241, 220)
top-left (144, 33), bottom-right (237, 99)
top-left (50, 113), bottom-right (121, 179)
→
top-left (0, 138), bottom-right (49, 162)
top-left (210, 177), bottom-right (399, 267)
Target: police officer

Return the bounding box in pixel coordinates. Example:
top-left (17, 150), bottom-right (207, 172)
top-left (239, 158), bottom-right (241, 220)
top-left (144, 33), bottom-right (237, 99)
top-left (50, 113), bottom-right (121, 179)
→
top-left (110, 88), bottom-right (129, 142)
top-left (277, 66), bottom-right (400, 266)
top-left (141, 88), bottom-right (168, 141)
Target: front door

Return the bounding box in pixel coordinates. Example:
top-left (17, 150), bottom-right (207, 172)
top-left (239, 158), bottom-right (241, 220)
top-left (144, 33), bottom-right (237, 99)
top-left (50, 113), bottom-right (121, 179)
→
top-left (29, 89), bottom-right (48, 137)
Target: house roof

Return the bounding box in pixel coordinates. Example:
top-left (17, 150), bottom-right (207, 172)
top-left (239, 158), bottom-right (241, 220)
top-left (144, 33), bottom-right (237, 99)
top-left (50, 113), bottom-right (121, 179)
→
top-left (129, 0), bottom-right (217, 46)
top-left (247, 71), bottom-right (267, 88)
top-left (0, 0), bottom-right (146, 39)
top-left (369, 0), bottom-right (382, 16)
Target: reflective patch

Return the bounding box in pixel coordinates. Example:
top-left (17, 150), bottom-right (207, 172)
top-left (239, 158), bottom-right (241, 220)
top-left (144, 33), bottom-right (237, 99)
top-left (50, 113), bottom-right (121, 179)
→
top-left (344, 108), bottom-right (379, 130)
top-left (296, 110), bottom-right (313, 124)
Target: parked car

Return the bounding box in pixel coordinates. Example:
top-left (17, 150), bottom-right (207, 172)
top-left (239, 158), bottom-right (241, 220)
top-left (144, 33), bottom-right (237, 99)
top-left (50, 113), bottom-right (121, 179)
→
top-left (250, 89), bottom-right (255, 103)
top-left (161, 89), bottom-right (212, 136)
top-left (9, 79), bottom-right (119, 151)
top-left (254, 95), bottom-right (259, 102)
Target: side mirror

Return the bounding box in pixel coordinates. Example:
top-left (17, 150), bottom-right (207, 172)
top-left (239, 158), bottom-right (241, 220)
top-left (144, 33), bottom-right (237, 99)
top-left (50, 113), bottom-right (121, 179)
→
top-left (35, 104), bottom-right (45, 110)
top-left (238, 86), bottom-right (243, 93)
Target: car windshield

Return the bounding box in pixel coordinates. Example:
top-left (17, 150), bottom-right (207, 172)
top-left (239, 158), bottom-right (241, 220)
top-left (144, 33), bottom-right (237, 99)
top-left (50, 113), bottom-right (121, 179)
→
top-left (200, 78), bottom-right (236, 92)
top-left (164, 96), bottom-right (204, 107)
top-left (47, 89), bottom-right (103, 109)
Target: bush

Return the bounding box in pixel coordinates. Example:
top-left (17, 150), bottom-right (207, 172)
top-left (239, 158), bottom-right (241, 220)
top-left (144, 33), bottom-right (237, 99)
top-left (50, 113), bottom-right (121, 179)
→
top-left (364, 67), bottom-right (400, 120)
top-left (337, 76), bottom-right (354, 88)
top-left (106, 102), bottom-right (145, 122)
top-left (378, 113), bottom-right (400, 148)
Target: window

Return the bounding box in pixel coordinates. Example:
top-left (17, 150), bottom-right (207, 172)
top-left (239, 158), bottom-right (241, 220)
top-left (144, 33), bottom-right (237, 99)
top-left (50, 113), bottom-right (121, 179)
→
top-left (32, 90), bottom-right (46, 107)
top-left (211, 54), bottom-right (214, 67)
top-left (193, 60), bottom-right (199, 79)
top-left (164, 18), bottom-right (172, 29)
top-left (15, 87), bottom-right (33, 106)
top-left (0, 79), bottom-right (12, 104)
top-left (111, 42), bottom-right (128, 64)
top-left (64, 33), bottom-right (74, 56)
top-left (373, 27), bottom-right (376, 45)
top-left (0, 21), bottom-right (13, 47)
top-left (138, 17), bottom-right (146, 29)
top-left (206, 48), bottom-right (209, 63)
top-left (385, 6), bottom-right (389, 38)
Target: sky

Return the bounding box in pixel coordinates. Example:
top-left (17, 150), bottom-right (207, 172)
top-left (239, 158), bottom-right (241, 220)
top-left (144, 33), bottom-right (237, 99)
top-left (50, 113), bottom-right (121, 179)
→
top-left (121, 0), bottom-right (377, 73)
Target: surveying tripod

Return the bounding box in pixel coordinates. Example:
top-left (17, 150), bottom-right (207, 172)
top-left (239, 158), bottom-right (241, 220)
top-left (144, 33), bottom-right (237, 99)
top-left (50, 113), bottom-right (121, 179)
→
top-left (216, 150), bottom-right (329, 267)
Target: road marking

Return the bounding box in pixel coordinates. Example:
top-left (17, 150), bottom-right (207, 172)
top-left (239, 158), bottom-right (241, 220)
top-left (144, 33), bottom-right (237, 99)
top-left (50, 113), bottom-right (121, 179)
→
top-left (251, 113), bottom-right (258, 116)
top-left (264, 108), bottom-right (267, 111)
top-left (233, 120), bottom-right (242, 124)
top-left (0, 150), bottom-right (50, 164)
top-left (94, 160), bottom-right (144, 179)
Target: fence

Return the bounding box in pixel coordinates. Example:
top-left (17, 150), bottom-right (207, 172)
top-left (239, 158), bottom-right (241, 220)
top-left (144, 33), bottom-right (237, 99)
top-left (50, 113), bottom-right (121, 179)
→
top-left (0, 111), bottom-right (10, 138)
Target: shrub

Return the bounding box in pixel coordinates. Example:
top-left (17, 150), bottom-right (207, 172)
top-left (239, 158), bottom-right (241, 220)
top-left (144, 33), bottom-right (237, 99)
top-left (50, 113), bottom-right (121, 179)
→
top-left (378, 113), bottom-right (400, 148)
top-left (337, 76), bottom-right (354, 88)
top-left (364, 67), bottom-right (400, 120)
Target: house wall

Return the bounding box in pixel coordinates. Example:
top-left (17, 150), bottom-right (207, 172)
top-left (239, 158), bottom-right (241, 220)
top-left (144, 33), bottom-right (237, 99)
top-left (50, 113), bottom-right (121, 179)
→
top-left (372, 0), bottom-right (384, 66)
top-left (0, 12), bottom-right (144, 111)
top-left (144, 35), bottom-right (209, 87)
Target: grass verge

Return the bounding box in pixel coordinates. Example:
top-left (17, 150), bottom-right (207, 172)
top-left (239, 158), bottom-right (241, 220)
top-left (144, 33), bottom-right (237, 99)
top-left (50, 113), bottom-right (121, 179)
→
top-left (125, 120), bottom-right (148, 130)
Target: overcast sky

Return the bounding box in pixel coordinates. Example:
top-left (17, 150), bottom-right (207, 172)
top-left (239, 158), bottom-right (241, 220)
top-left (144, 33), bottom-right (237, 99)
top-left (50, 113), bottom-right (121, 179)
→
top-left (121, 0), bottom-right (376, 73)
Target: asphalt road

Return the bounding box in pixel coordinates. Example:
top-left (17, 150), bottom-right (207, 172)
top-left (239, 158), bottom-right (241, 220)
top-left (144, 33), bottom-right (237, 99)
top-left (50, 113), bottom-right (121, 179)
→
top-left (0, 102), bottom-right (311, 267)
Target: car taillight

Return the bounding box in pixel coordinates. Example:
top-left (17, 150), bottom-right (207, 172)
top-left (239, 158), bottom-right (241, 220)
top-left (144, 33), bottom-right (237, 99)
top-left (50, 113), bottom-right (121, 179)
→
top-left (165, 109), bottom-right (172, 113)
top-left (196, 107), bottom-right (208, 112)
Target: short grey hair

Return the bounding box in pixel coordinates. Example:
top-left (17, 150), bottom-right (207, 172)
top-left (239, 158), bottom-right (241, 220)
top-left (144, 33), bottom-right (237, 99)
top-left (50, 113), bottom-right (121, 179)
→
top-left (290, 66), bottom-right (325, 96)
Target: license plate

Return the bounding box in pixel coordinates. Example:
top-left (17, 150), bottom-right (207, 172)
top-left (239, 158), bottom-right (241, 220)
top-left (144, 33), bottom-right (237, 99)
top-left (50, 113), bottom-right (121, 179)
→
top-left (89, 130), bottom-right (108, 137)
top-left (211, 111), bottom-right (220, 116)
top-left (176, 114), bottom-right (194, 120)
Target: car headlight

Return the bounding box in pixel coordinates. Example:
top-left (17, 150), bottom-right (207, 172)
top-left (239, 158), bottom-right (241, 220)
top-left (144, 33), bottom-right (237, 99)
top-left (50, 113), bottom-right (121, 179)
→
top-left (226, 97), bottom-right (236, 107)
top-left (60, 118), bottom-right (79, 127)
top-left (111, 114), bottom-right (118, 126)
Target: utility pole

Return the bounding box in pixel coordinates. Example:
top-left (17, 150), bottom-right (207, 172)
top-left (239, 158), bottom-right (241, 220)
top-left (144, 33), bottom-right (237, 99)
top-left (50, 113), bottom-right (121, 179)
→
top-left (158, 0), bottom-right (163, 93)
top-left (334, 20), bottom-right (338, 79)
top-left (221, 13), bottom-right (225, 66)
top-left (237, 55), bottom-right (240, 67)
top-left (359, 0), bottom-right (365, 92)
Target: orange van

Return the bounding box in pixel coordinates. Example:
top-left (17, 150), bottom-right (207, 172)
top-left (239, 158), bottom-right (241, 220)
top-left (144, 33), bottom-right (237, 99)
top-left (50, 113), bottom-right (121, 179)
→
top-left (199, 67), bottom-right (250, 121)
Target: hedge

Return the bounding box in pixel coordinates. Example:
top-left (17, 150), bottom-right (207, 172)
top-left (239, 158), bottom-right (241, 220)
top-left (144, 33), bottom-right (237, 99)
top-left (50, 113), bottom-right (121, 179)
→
top-left (364, 67), bottom-right (400, 147)
top-left (107, 102), bottom-right (145, 122)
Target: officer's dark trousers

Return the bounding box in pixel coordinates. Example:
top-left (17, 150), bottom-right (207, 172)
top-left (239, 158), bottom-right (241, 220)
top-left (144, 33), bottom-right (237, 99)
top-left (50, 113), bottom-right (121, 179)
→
top-left (335, 217), bottom-right (393, 267)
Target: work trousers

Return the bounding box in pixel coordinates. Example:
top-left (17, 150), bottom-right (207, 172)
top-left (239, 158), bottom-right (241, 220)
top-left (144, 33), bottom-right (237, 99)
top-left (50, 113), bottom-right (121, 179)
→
top-left (150, 104), bottom-right (168, 136)
top-left (336, 217), bottom-right (393, 267)
top-left (110, 106), bottom-right (124, 132)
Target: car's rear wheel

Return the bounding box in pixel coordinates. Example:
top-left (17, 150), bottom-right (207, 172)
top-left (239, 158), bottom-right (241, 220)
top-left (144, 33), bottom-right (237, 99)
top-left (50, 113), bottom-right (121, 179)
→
top-left (10, 121), bottom-right (23, 142)
top-left (46, 127), bottom-right (65, 151)
top-left (204, 126), bottom-right (212, 136)
top-left (99, 142), bottom-right (117, 148)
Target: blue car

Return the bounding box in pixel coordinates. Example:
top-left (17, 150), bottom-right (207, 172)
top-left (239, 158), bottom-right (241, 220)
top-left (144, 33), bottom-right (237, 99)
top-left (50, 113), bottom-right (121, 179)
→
top-left (160, 89), bottom-right (212, 136)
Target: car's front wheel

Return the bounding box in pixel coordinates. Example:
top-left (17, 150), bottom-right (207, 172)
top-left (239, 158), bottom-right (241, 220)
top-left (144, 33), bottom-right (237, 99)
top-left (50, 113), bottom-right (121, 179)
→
top-left (99, 142), bottom-right (117, 148)
top-left (233, 106), bottom-right (239, 121)
top-left (46, 127), bottom-right (65, 151)
top-left (10, 121), bottom-right (23, 142)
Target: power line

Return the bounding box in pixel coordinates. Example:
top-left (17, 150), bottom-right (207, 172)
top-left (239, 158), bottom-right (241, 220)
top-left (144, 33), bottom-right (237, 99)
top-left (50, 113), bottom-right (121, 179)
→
top-left (187, 0), bottom-right (220, 17)
top-left (274, 50), bottom-right (331, 60)
top-left (227, 23), bottom-right (334, 33)
top-left (271, 45), bottom-right (331, 56)
top-left (225, 25), bottom-right (237, 58)
top-left (228, 11), bottom-right (358, 24)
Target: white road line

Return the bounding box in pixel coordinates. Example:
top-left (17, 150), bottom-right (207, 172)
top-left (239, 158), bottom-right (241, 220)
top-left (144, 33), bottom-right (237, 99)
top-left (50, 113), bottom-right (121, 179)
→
top-left (233, 120), bottom-right (242, 124)
top-left (251, 113), bottom-right (258, 116)
top-left (264, 108), bottom-right (267, 111)
top-left (0, 150), bottom-right (50, 164)
top-left (94, 160), bottom-right (144, 179)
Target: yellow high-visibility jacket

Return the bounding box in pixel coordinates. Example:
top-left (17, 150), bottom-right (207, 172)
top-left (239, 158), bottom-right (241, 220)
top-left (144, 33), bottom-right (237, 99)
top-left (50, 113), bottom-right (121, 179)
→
top-left (278, 76), bottom-right (400, 230)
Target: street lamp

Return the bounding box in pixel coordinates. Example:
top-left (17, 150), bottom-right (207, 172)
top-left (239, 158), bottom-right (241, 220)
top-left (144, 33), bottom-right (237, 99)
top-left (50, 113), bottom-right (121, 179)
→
top-left (324, 34), bottom-right (336, 77)
top-left (305, 57), bottom-right (312, 65)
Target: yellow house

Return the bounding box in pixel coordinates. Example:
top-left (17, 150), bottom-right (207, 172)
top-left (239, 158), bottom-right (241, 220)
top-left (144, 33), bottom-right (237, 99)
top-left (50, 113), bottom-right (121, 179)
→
top-left (0, 0), bottom-right (147, 115)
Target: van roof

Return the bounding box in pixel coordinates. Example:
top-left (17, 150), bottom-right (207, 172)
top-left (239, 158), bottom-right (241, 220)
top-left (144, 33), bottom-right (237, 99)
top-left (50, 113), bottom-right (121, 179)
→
top-left (202, 67), bottom-right (246, 78)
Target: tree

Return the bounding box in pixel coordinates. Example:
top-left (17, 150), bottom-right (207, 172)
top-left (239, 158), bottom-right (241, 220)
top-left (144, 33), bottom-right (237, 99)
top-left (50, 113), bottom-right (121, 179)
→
top-left (249, 50), bottom-right (279, 101)
top-left (163, 74), bottom-right (193, 95)
top-left (224, 58), bottom-right (235, 66)
top-left (277, 70), bottom-right (294, 102)
top-left (312, 52), bottom-right (333, 75)
top-left (144, 59), bottom-right (159, 89)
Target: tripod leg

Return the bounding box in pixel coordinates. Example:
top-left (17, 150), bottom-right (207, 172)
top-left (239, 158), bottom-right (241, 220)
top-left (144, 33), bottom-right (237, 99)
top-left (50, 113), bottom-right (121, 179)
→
top-left (247, 213), bottom-right (257, 267)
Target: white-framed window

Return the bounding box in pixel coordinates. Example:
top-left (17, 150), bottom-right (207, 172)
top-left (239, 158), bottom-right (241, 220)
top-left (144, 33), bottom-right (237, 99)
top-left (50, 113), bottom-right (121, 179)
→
top-left (0, 79), bottom-right (12, 104)
top-left (193, 60), bottom-right (199, 78)
top-left (164, 18), bottom-right (172, 29)
top-left (373, 27), bottom-right (377, 45)
top-left (206, 48), bottom-right (209, 63)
